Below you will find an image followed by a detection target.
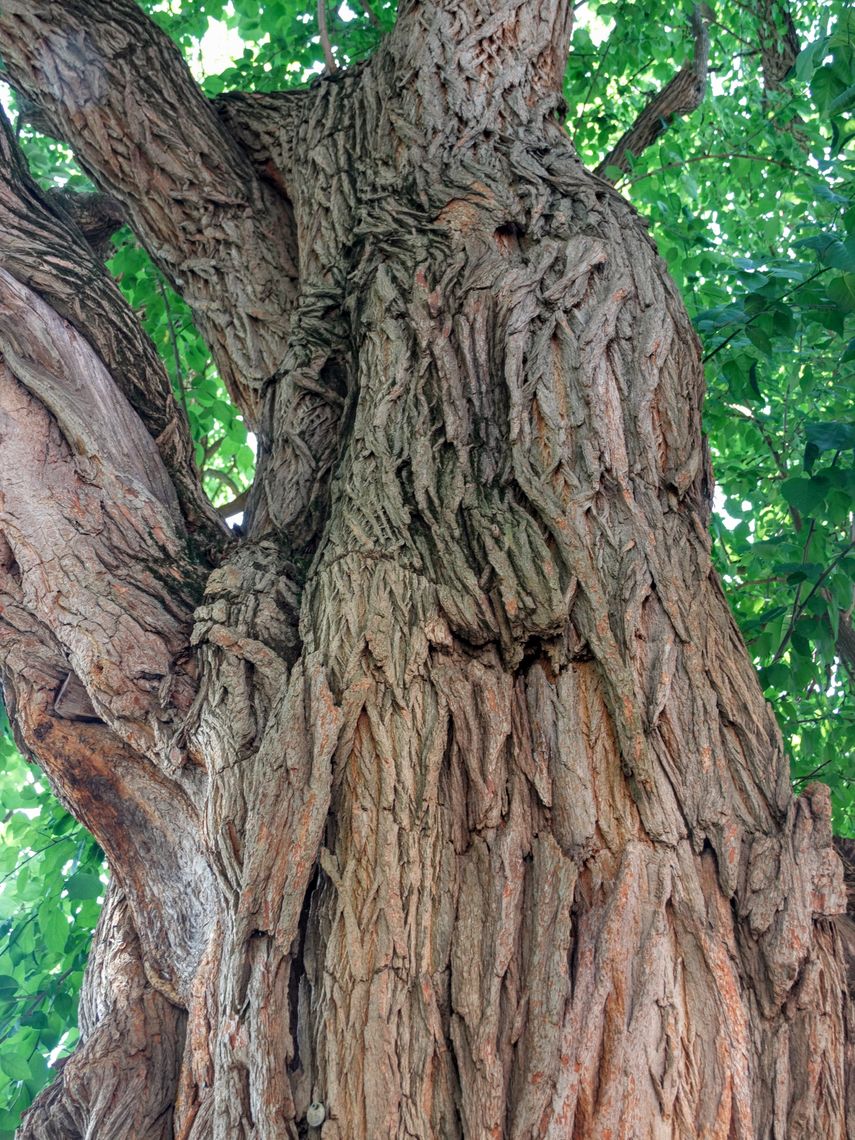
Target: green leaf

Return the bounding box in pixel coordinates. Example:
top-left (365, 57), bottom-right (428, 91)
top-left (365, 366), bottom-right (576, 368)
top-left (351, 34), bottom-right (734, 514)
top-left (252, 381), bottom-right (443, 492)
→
top-left (828, 274), bottom-right (855, 312)
top-left (780, 476), bottom-right (828, 514)
top-left (37, 907), bottom-right (68, 956)
top-left (0, 1054), bottom-right (30, 1083)
top-left (64, 873), bottom-right (103, 901)
top-left (795, 36), bottom-right (829, 83)
top-left (746, 325), bottom-right (772, 355)
top-left (805, 422), bottom-right (855, 453)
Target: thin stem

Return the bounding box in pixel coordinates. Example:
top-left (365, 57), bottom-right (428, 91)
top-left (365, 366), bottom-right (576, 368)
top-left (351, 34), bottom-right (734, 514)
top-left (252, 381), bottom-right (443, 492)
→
top-left (318, 0), bottom-right (338, 74)
top-left (625, 150), bottom-right (801, 186)
top-left (204, 467), bottom-right (241, 497)
top-left (772, 538), bottom-right (855, 665)
top-left (353, 0), bottom-right (382, 30)
top-left (572, 34), bottom-right (612, 143)
top-left (702, 267), bottom-right (829, 364)
top-left (0, 836), bottom-right (67, 887)
top-left (157, 274), bottom-right (190, 421)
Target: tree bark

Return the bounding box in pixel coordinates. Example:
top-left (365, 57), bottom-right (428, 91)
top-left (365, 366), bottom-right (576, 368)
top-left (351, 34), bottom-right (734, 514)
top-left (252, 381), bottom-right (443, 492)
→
top-left (0, 2), bottom-right (850, 1138)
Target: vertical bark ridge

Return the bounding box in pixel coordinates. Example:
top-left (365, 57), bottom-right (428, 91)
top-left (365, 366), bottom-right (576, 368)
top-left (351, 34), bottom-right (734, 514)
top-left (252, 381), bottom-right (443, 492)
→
top-left (176, 542), bottom-right (343, 1136)
top-left (252, 43), bottom-right (849, 1134)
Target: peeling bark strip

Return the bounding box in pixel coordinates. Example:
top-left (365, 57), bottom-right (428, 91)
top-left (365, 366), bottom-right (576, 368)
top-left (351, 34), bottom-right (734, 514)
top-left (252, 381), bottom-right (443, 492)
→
top-left (0, 1), bottom-right (851, 1138)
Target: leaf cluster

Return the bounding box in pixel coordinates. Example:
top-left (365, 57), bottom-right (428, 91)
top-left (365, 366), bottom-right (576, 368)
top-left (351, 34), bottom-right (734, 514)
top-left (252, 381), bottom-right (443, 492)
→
top-left (0, 722), bottom-right (103, 1136)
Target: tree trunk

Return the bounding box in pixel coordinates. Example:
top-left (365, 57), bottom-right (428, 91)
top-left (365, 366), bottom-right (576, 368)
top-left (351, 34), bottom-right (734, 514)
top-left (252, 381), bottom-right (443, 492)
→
top-left (0, 2), bottom-right (850, 1138)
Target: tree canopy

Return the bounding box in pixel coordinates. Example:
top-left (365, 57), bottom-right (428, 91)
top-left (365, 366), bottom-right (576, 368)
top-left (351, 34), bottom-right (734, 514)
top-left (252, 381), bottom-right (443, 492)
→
top-left (0, 0), bottom-right (852, 1131)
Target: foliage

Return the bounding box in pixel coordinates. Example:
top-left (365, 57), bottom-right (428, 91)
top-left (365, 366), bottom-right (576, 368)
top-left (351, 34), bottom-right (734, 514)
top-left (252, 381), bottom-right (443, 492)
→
top-left (108, 233), bottom-right (255, 509)
top-left (0, 720), bottom-right (103, 1140)
top-left (0, 0), bottom-right (852, 1125)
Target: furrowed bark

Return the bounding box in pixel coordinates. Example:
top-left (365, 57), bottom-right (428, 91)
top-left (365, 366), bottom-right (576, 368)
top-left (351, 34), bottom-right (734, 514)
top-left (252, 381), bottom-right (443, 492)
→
top-left (43, 189), bottom-right (124, 260)
top-left (0, 560), bottom-right (215, 1004)
top-left (755, 0), bottom-right (800, 91)
top-left (0, 0), bottom-right (302, 426)
top-left (388, 0), bottom-right (574, 127)
top-left (1, 1), bottom-right (850, 1137)
top-left (0, 109), bottom-right (225, 555)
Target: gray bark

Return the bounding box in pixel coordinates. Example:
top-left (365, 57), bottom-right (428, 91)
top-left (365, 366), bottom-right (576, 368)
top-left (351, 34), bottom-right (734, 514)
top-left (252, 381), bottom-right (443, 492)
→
top-left (0, 2), bottom-right (850, 1138)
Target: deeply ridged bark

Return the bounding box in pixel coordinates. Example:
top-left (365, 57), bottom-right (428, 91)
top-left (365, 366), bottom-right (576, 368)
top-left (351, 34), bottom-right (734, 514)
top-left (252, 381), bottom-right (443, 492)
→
top-left (0, 3), bottom-right (850, 1138)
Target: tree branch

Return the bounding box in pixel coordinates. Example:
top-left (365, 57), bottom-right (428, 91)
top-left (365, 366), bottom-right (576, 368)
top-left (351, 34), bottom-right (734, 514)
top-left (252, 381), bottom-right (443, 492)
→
top-left (45, 188), bottom-right (125, 260)
top-left (0, 274), bottom-right (203, 765)
top-left (755, 0), bottom-right (800, 91)
top-left (0, 578), bottom-right (215, 998)
top-left (594, 6), bottom-right (711, 180)
top-left (318, 0), bottom-right (338, 74)
top-left (0, 0), bottom-right (301, 428)
top-left (213, 91), bottom-right (306, 202)
top-left (0, 109), bottom-right (226, 556)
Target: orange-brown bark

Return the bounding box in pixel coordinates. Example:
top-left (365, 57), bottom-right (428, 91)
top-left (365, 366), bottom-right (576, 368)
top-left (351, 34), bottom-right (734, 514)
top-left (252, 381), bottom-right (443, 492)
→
top-left (0, 2), bottom-right (850, 1138)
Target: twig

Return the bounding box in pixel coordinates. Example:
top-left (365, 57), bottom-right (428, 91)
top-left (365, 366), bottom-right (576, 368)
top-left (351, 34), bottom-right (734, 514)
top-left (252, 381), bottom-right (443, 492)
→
top-left (216, 488), bottom-right (251, 518)
top-left (157, 274), bottom-right (190, 421)
top-left (624, 150), bottom-right (800, 186)
top-left (573, 35), bottom-right (612, 145)
top-left (772, 539), bottom-right (855, 665)
top-left (204, 467), bottom-right (241, 497)
top-left (353, 0), bottom-right (381, 30)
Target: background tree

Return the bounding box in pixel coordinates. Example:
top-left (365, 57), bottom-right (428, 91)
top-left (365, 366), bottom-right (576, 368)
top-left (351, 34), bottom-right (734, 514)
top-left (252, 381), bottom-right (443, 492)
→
top-left (0, 0), bottom-right (852, 1136)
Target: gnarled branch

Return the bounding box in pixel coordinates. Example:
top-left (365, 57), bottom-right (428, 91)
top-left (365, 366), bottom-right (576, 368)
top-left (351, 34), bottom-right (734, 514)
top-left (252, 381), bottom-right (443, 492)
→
top-left (0, 573), bottom-right (215, 998)
top-left (17, 886), bottom-right (186, 1140)
top-left (45, 188), bottom-right (124, 260)
top-left (0, 273), bottom-right (201, 764)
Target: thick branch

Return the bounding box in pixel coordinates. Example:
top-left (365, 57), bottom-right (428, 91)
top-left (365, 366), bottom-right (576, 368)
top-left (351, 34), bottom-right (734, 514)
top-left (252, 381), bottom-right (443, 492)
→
top-left (0, 577), bottom-right (215, 995)
top-left (214, 91), bottom-right (306, 201)
top-left (0, 0), bottom-right (301, 427)
top-left (44, 188), bottom-right (124, 260)
top-left (0, 275), bottom-right (202, 763)
top-left (0, 111), bottom-right (225, 555)
top-left (594, 7), bottom-right (710, 180)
